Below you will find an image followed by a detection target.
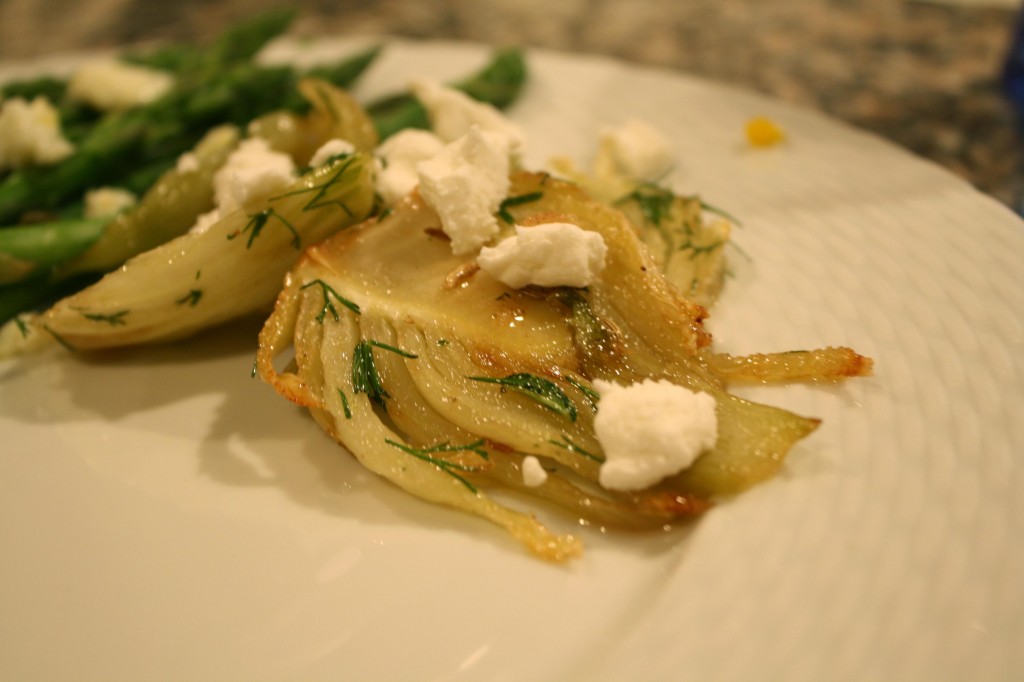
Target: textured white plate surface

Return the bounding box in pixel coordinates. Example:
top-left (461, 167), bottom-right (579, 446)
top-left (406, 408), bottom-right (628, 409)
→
top-left (2, 38), bottom-right (1023, 682)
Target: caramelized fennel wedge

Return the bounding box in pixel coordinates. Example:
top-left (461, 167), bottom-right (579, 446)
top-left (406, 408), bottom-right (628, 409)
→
top-left (36, 78), bottom-right (379, 351)
top-left (255, 169), bottom-right (863, 559)
top-left (258, 266), bottom-right (583, 562)
top-left (40, 153), bottom-right (376, 349)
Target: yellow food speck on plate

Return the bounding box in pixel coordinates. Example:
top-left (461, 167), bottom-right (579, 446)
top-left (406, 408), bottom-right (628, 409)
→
top-left (745, 116), bottom-right (786, 147)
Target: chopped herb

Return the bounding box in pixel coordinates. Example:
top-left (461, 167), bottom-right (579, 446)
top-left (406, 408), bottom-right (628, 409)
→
top-left (337, 388), bottom-right (352, 419)
top-left (300, 279), bottom-right (360, 322)
top-left (351, 339), bottom-right (418, 410)
top-left (468, 372), bottom-right (577, 421)
top-left (229, 207), bottom-right (301, 249)
top-left (250, 357), bottom-right (258, 378)
top-left (80, 309), bottom-right (129, 326)
top-left (271, 155), bottom-right (358, 214)
top-left (549, 434), bottom-right (605, 463)
top-left (13, 316), bottom-right (29, 338)
top-left (195, 270), bottom-right (202, 280)
top-left (384, 438), bottom-right (488, 492)
top-left (564, 375), bottom-right (600, 410)
top-left (352, 340), bottom-right (389, 409)
top-left (497, 191), bottom-right (543, 224)
top-left (42, 324), bottom-right (76, 351)
top-left (698, 199), bottom-right (742, 227)
top-left (175, 289), bottom-right (203, 307)
top-left (436, 338), bottom-right (449, 347)
top-left (616, 182), bottom-right (674, 226)
top-left (677, 238), bottom-right (726, 257)
top-left (367, 340), bottom-right (418, 359)
top-left (298, 152), bottom-right (353, 176)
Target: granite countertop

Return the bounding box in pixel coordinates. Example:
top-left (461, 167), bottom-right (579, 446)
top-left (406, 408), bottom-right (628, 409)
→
top-left (0, 0), bottom-right (1018, 207)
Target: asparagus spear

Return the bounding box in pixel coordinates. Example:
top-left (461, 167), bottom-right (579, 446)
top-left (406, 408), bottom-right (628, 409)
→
top-left (0, 45), bottom-right (528, 325)
top-left (0, 9), bottom-right (305, 223)
top-left (0, 49), bottom-right (379, 224)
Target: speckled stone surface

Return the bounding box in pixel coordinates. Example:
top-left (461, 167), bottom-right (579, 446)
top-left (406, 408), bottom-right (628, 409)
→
top-left (0, 0), bottom-right (1019, 206)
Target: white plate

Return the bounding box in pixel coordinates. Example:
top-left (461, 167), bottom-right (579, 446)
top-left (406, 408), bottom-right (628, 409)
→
top-left (2, 38), bottom-right (1023, 682)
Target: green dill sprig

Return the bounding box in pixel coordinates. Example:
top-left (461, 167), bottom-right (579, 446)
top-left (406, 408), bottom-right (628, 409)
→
top-left (468, 372), bottom-right (577, 421)
top-left (564, 375), bottom-right (600, 411)
top-left (677, 238), bottom-right (726, 257)
top-left (271, 155), bottom-right (358, 214)
top-left (384, 438), bottom-right (488, 492)
top-left (337, 388), bottom-right (352, 419)
top-left (229, 207), bottom-right (301, 249)
top-left (300, 279), bottom-right (360, 322)
top-left (80, 309), bottom-right (129, 326)
top-left (365, 340), bottom-right (417, 358)
top-left (615, 182), bottom-right (674, 226)
top-left (549, 434), bottom-right (605, 463)
top-left (42, 324), bottom-right (77, 351)
top-left (351, 339), bottom-right (418, 410)
top-left (695, 198), bottom-right (743, 227)
top-left (497, 191), bottom-right (543, 224)
top-left (175, 289), bottom-right (203, 307)
top-left (298, 152), bottom-right (354, 176)
top-left (352, 340), bottom-right (387, 408)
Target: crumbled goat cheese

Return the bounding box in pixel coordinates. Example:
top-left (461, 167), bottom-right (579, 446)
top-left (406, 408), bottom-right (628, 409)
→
top-left (593, 379), bottom-right (718, 491)
top-left (374, 129), bottom-right (445, 205)
top-left (188, 209), bottom-right (222, 235)
top-left (212, 138), bottom-right (296, 215)
top-left (477, 222), bottom-right (607, 288)
top-left (0, 97), bottom-right (74, 169)
top-left (176, 152), bottom-right (200, 174)
top-left (189, 137), bottom-right (296, 234)
top-left (521, 456), bottom-right (548, 487)
top-left (601, 119), bottom-right (674, 181)
top-left (67, 60), bottom-right (174, 110)
top-left (416, 126), bottom-right (510, 255)
top-left (308, 138), bottom-right (355, 168)
top-left (410, 78), bottom-right (524, 152)
top-left (84, 187), bottom-right (137, 218)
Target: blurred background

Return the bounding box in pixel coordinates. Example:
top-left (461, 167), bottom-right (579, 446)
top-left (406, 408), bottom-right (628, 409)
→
top-left (0, 0), bottom-right (1019, 208)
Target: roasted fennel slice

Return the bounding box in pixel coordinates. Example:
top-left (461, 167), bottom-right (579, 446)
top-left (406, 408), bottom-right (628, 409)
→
top-left (26, 77), bottom-right (380, 351)
top-left (550, 154), bottom-right (730, 309)
top-left (257, 171), bottom-right (869, 559)
top-left (40, 152), bottom-right (376, 349)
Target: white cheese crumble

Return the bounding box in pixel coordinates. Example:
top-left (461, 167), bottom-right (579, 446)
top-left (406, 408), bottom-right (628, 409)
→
top-left (477, 222), bottom-right (607, 288)
top-left (416, 126), bottom-right (510, 255)
top-left (67, 60), bottom-right (174, 111)
top-left (374, 129), bottom-right (445, 205)
top-left (593, 379), bottom-right (718, 491)
top-left (600, 119), bottom-right (674, 181)
top-left (521, 456), bottom-right (548, 487)
top-left (83, 187), bottom-right (137, 218)
top-left (410, 78), bottom-right (524, 152)
top-left (212, 137), bottom-right (296, 215)
top-left (189, 137), bottom-right (296, 234)
top-left (308, 138), bottom-right (355, 168)
top-left (0, 97), bottom-right (74, 170)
